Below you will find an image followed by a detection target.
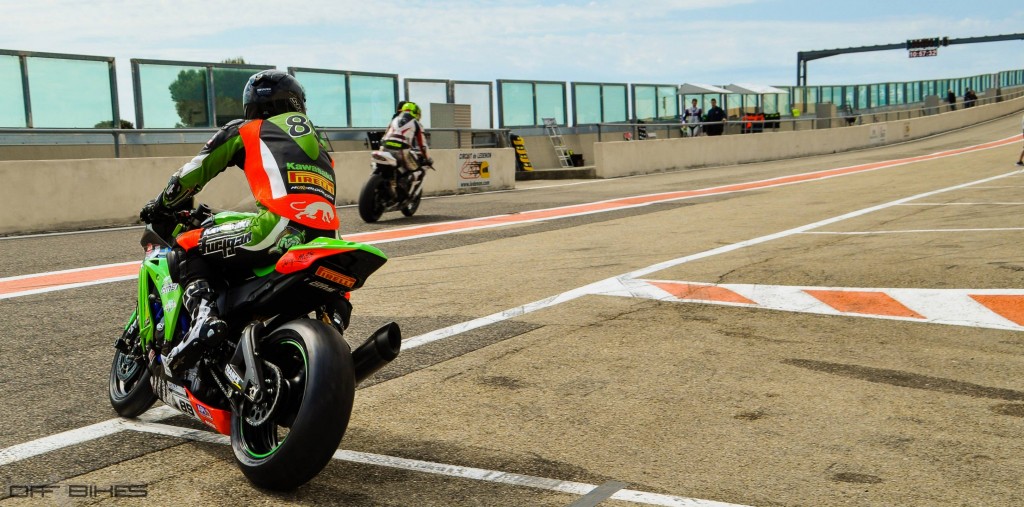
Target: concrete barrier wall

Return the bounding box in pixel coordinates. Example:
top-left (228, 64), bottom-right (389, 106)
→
top-left (593, 97), bottom-right (1024, 178)
top-left (3, 97), bottom-right (1020, 234)
top-left (0, 148), bottom-right (515, 235)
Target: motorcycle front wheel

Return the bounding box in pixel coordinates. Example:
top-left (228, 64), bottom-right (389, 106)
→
top-left (231, 319), bottom-right (355, 491)
top-left (358, 174), bottom-right (387, 223)
top-left (108, 312), bottom-right (157, 417)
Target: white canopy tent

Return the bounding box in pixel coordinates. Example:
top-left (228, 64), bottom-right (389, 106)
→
top-left (724, 83), bottom-right (789, 95)
top-left (677, 83), bottom-right (733, 95)
top-left (724, 83), bottom-right (789, 115)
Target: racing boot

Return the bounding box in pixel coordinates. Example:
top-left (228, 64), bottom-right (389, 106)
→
top-left (164, 279), bottom-right (227, 376)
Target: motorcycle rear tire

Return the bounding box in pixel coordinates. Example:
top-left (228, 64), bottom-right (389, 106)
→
top-left (231, 319), bottom-right (355, 491)
top-left (358, 174), bottom-right (387, 223)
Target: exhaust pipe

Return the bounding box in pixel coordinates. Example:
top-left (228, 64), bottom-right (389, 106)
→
top-left (352, 322), bottom-right (402, 384)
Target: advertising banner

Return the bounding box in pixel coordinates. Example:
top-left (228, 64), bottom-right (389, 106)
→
top-left (458, 151), bottom-right (492, 188)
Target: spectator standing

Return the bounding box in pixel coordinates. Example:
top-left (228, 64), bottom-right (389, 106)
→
top-left (947, 89), bottom-right (957, 111)
top-left (684, 98), bottom-right (703, 137)
top-left (964, 88), bottom-right (977, 108)
top-left (704, 98), bottom-right (727, 136)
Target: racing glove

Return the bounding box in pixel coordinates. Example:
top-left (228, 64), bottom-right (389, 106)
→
top-left (139, 196), bottom-right (172, 224)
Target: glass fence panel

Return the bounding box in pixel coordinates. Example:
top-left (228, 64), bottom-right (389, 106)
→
top-left (843, 87), bottom-right (855, 108)
top-left (778, 93), bottom-right (791, 116)
top-left (0, 55), bottom-right (25, 127)
top-left (137, 63), bottom-right (208, 128)
top-left (891, 83), bottom-right (903, 105)
top-left (806, 87), bottom-right (818, 106)
top-left (500, 81), bottom-right (534, 127)
top-left (294, 70), bottom-right (348, 127)
top-left (574, 84), bottom-right (601, 124)
top-left (453, 82), bottom-right (492, 128)
top-left (536, 83), bottom-right (565, 125)
top-left (27, 57), bottom-right (113, 128)
top-left (656, 86), bottom-right (677, 120)
top-left (350, 74), bottom-right (396, 127)
top-left (633, 85), bottom-right (656, 121)
top-left (406, 81), bottom-right (447, 128)
top-left (603, 84), bottom-right (627, 122)
top-left (789, 86), bottom-right (805, 112)
top-left (920, 81), bottom-right (934, 97)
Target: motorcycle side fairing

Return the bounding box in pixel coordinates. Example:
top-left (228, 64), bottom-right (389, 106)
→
top-left (136, 245), bottom-right (184, 351)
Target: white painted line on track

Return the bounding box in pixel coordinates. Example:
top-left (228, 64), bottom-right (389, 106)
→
top-left (568, 481), bottom-right (629, 507)
top-left (1, 276), bottom-right (138, 300)
top-left (120, 420), bottom-right (749, 507)
top-left (0, 225), bottom-right (144, 241)
top-left (896, 202), bottom-right (1024, 205)
top-left (0, 261), bottom-right (137, 281)
top-left (803, 228), bottom-right (1024, 235)
top-left (0, 406), bottom-right (178, 467)
top-left (400, 169), bottom-right (1022, 350)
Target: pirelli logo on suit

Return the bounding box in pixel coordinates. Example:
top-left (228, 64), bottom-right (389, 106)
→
top-left (287, 170), bottom-right (335, 194)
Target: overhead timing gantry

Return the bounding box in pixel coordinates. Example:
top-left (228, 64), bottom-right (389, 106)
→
top-left (796, 33), bottom-right (1024, 86)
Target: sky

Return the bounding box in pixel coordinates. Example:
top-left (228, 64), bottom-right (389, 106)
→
top-left (4, 0), bottom-right (1024, 121)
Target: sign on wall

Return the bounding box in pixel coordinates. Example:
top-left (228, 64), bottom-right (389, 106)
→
top-left (458, 151), bottom-right (492, 188)
top-left (509, 134), bottom-right (534, 171)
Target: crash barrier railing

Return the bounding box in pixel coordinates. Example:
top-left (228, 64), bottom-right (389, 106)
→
top-left (0, 127), bottom-right (513, 159)
top-left (595, 87), bottom-right (1024, 142)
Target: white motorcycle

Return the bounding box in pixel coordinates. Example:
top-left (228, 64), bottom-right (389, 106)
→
top-left (357, 150), bottom-right (430, 223)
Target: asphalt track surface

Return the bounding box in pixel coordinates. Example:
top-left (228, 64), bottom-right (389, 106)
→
top-left (2, 115), bottom-right (1024, 506)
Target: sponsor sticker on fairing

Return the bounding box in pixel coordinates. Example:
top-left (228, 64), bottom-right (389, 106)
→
top-left (315, 266), bottom-right (356, 288)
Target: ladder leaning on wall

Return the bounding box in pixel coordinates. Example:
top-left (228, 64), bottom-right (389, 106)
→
top-left (542, 118), bottom-right (574, 168)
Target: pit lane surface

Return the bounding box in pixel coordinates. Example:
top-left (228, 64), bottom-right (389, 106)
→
top-left (2, 116), bottom-right (1024, 506)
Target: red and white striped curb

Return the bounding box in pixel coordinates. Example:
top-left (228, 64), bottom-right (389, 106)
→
top-left (592, 278), bottom-right (1024, 331)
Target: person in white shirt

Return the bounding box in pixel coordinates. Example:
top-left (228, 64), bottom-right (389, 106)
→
top-left (684, 99), bottom-right (703, 137)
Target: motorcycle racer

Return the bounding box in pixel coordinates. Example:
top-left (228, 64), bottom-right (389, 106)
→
top-left (381, 101), bottom-right (433, 179)
top-left (140, 70), bottom-right (340, 375)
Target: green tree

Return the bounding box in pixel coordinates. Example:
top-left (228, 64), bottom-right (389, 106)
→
top-left (94, 119), bottom-right (135, 129)
top-left (168, 57), bottom-right (254, 128)
top-left (169, 68), bottom-right (208, 128)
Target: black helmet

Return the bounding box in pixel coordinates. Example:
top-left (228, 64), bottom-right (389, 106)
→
top-left (242, 70), bottom-right (306, 120)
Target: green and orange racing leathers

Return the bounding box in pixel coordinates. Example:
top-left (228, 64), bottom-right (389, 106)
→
top-left (154, 112), bottom-right (338, 279)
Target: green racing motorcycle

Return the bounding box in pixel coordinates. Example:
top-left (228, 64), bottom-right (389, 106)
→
top-left (108, 204), bottom-right (401, 490)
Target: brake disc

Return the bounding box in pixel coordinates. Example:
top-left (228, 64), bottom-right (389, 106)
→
top-left (243, 361), bottom-right (283, 426)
